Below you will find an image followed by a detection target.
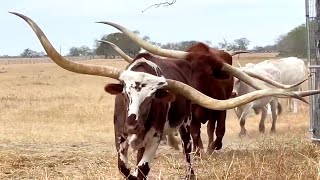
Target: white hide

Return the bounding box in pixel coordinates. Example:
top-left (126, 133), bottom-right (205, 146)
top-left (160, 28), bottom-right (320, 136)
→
top-left (119, 70), bottom-right (167, 119)
top-left (234, 61), bottom-right (281, 119)
top-left (260, 57), bottom-right (308, 113)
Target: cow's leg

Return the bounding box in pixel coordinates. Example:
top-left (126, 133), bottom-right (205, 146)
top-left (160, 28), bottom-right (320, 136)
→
top-left (267, 104), bottom-right (272, 115)
top-left (286, 98), bottom-right (290, 112)
top-left (166, 132), bottom-right (180, 151)
top-left (206, 118), bottom-right (216, 154)
top-left (160, 134), bottom-right (167, 145)
top-left (180, 117), bottom-right (195, 179)
top-left (258, 107), bottom-right (268, 133)
top-left (190, 108), bottom-right (204, 156)
top-left (190, 119), bottom-right (202, 156)
top-left (288, 98), bottom-right (294, 112)
top-left (212, 111), bottom-right (226, 151)
top-left (270, 100), bottom-right (278, 133)
top-left (133, 134), bottom-right (160, 180)
top-left (239, 105), bottom-right (251, 137)
top-left (293, 99), bottom-right (298, 113)
top-left (116, 134), bottom-right (137, 180)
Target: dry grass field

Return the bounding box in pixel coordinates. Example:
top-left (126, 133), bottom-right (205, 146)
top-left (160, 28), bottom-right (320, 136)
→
top-left (0, 53), bottom-right (320, 180)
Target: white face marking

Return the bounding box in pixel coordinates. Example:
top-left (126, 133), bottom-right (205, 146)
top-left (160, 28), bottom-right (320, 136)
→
top-left (119, 70), bottom-right (167, 119)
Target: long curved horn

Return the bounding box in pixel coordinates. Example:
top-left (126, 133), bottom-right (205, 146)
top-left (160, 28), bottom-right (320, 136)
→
top-left (243, 70), bottom-right (307, 89)
top-left (10, 12), bottom-right (122, 80)
top-left (96, 21), bottom-right (189, 60)
top-left (165, 79), bottom-right (319, 110)
top-left (230, 51), bottom-right (250, 56)
top-left (97, 32), bottom-right (301, 91)
top-left (96, 21), bottom-right (298, 91)
top-left (98, 40), bottom-right (133, 63)
top-left (12, 12), bottom-right (320, 110)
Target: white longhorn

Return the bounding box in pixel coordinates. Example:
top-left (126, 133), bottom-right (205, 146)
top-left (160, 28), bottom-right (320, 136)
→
top-left (262, 57), bottom-right (308, 114)
top-left (232, 61), bottom-right (282, 136)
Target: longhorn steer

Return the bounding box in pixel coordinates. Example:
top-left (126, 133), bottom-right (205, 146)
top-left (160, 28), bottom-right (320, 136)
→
top-left (267, 57), bottom-right (308, 113)
top-left (11, 12), bottom-right (320, 180)
top-left (231, 62), bottom-right (283, 136)
top-left (107, 53), bottom-right (195, 179)
top-left (185, 43), bottom-right (235, 154)
top-left (100, 40), bottom-right (245, 154)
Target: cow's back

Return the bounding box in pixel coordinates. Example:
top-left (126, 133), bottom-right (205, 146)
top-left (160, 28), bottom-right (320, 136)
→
top-left (134, 53), bottom-right (192, 127)
top-left (186, 42), bottom-right (234, 96)
top-left (269, 57), bottom-right (307, 87)
top-left (186, 42), bottom-right (234, 124)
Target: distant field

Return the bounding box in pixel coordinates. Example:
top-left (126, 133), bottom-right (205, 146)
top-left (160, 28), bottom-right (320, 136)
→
top-left (0, 53), bottom-right (278, 65)
top-left (0, 53), bottom-right (318, 180)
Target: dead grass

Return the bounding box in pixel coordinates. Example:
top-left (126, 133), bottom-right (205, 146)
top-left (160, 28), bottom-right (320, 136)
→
top-left (0, 54), bottom-right (319, 180)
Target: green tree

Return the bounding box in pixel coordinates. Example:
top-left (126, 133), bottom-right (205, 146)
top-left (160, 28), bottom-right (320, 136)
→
top-left (161, 40), bottom-right (198, 51)
top-left (69, 47), bottom-right (81, 56)
top-left (95, 32), bottom-right (141, 57)
top-left (276, 24), bottom-right (308, 57)
top-left (20, 48), bottom-right (41, 57)
top-left (69, 46), bottom-right (92, 56)
top-left (233, 38), bottom-right (250, 50)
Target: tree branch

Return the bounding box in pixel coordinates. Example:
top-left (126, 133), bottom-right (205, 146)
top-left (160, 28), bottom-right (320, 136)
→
top-left (142, 0), bottom-right (177, 13)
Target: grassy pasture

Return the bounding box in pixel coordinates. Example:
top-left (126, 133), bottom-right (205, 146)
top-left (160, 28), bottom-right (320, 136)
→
top-left (0, 53), bottom-right (319, 180)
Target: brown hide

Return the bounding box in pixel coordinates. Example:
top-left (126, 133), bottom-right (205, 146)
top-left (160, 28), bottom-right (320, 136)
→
top-left (185, 42), bottom-right (234, 154)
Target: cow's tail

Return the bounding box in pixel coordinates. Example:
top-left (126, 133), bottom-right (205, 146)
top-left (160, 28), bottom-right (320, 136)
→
top-left (277, 102), bottom-right (283, 115)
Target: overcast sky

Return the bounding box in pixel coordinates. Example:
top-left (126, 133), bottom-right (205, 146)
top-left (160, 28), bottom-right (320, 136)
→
top-left (1, 0), bottom-right (306, 56)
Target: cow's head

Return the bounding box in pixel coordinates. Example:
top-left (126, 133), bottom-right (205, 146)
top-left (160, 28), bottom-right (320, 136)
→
top-left (231, 77), bottom-right (240, 98)
top-left (104, 59), bottom-right (175, 137)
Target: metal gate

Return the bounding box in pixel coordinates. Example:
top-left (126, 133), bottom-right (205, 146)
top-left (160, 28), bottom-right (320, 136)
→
top-left (306, 0), bottom-right (320, 141)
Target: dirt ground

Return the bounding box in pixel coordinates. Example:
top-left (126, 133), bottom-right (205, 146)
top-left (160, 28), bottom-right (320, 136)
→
top-left (0, 54), bottom-right (319, 180)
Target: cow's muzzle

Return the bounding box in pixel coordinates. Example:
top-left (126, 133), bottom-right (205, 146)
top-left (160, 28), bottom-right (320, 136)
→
top-left (230, 92), bottom-right (238, 98)
top-left (126, 114), bottom-right (144, 134)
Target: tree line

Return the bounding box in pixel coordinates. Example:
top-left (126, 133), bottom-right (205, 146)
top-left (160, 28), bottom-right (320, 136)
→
top-left (6, 22), bottom-right (311, 59)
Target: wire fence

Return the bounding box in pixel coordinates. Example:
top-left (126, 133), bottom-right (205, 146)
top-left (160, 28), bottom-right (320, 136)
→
top-left (306, 0), bottom-right (320, 141)
top-left (0, 55), bottom-right (107, 65)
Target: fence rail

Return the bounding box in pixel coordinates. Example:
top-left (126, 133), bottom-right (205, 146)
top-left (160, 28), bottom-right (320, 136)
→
top-left (0, 55), bottom-right (107, 65)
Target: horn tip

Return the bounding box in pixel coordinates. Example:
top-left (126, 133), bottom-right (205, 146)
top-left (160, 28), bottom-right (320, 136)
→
top-left (9, 11), bottom-right (20, 16)
top-left (95, 21), bottom-right (109, 24)
top-left (8, 11), bottom-right (27, 20)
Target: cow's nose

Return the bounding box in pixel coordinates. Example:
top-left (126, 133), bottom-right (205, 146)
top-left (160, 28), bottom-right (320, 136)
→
top-left (230, 92), bottom-right (237, 98)
top-left (126, 114), bottom-right (142, 134)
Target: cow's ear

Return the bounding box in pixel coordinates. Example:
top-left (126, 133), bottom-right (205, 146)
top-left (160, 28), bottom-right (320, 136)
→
top-left (104, 83), bottom-right (123, 95)
top-left (155, 89), bottom-right (175, 102)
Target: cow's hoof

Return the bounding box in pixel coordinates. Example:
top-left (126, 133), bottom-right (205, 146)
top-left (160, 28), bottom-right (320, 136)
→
top-left (127, 175), bottom-right (138, 180)
top-left (206, 147), bottom-right (213, 155)
top-left (259, 126), bottom-right (265, 133)
top-left (239, 131), bottom-right (247, 138)
top-left (193, 148), bottom-right (204, 158)
top-left (213, 140), bottom-right (222, 150)
top-left (185, 170), bottom-right (196, 180)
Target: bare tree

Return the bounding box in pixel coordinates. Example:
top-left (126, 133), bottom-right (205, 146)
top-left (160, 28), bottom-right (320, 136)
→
top-left (142, 0), bottom-right (177, 12)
